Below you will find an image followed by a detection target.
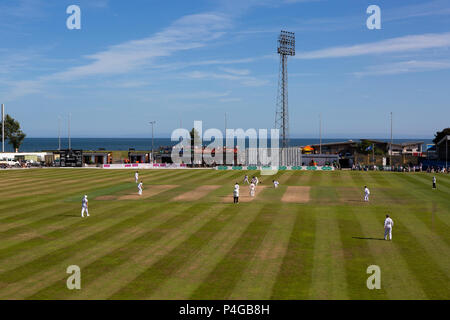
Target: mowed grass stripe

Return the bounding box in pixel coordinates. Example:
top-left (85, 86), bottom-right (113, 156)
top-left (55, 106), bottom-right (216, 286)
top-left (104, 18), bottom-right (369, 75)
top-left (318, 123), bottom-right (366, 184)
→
top-left (395, 207), bottom-right (450, 276)
top-left (0, 174), bottom-right (132, 216)
top-left (108, 203), bottom-right (247, 299)
top-left (0, 180), bottom-right (133, 227)
top-left (0, 169), bottom-right (117, 198)
top-left (2, 203), bottom-right (181, 299)
top-left (393, 174), bottom-right (450, 227)
top-left (189, 203), bottom-right (279, 299)
top-left (353, 206), bottom-right (427, 299)
top-left (0, 181), bottom-right (137, 232)
top-left (229, 206), bottom-right (296, 299)
top-left (74, 203), bottom-right (224, 300)
top-left (0, 201), bottom-right (159, 275)
top-left (147, 204), bottom-right (265, 300)
top-left (284, 171), bottom-right (308, 185)
top-left (347, 170), bottom-right (435, 299)
top-left (309, 206), bottom-right (348, 299)
top-left (26, 202), bottom-right (202, 300)
top-left (0, 169), bottom-right (107, 187)
top-left (405, 173), bottom-right (450, 199)
top-left (270, 206), bottom-right (315, 299)
top-left (378, 214), bottom-right (450, 299)
top-left (0, 199), bottom-right (131, 258)
top-left (348, 170), bottom-right (429, 299)
top-left (336, 206), bottom-right (387, 300)
top-left (306, 171), bottom-right (323, 187)
top-left (413, 204), bottom-right (450, 247)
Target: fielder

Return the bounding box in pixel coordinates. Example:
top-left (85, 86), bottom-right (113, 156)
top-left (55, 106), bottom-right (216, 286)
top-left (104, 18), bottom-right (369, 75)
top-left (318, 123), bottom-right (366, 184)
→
top-left (138, 180), bottom-right (144, 196)
top-left (273, 180), bottom-right (279, 188)
top-left (233, 182), bottom-right (240, 203)
top-left (432, 176), bottom-right (436, 189)
top-left (364, 185), bottom-right (370, 202)
top-left (249, 182), bottom-right (256, 197)
top-left (135, 171), bottom-right (139, 183)
top-left (81, 195), bottom-right (89, 218)
top-left (243, 175), bottom-right (249, 184)
top-left (384, 214), bottom-right (394, 240)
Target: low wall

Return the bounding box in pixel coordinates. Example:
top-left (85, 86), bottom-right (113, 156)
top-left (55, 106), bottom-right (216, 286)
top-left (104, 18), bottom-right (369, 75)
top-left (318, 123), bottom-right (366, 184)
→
top-left (102, 163), bottom-right (190, 169)
top-left (102, 164), bottom-right (335, 171)
top-left (215, 165), bottom-right (335, 171)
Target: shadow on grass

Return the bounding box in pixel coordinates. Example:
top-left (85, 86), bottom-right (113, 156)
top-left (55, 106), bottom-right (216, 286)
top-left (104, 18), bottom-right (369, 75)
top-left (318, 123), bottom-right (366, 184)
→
top-left (352, 236), bottom-right (385, 241)
top-left (57, 214), bottom-right (80, 218)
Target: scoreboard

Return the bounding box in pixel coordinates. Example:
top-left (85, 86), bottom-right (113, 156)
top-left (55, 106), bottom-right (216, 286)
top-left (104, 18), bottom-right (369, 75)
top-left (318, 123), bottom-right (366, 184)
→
top-left (59, 149), bottom-right (83, 167)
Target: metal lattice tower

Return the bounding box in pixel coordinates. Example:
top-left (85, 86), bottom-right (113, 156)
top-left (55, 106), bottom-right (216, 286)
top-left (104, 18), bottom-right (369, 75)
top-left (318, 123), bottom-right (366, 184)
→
top-left (275, 30), bottom-right (295, 148)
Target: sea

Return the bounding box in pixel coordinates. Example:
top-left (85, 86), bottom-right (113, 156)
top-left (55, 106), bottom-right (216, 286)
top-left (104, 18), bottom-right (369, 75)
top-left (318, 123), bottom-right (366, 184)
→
top-left (2, 138), bottom-right (434, 152)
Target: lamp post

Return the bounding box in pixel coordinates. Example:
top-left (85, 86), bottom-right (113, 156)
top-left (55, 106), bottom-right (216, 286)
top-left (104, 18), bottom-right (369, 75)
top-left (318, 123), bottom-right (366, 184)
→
top-left (68, 113), bottom-right (72, 150)
top-left (319, 113), bottom-right (322, 154)
top-left (1, 104), bottom-right (4, 153)
top-left (58, 116), bottom-right (61, 151)
top-left (389, 112), bottom-right (393, 168)
top-left (149, 121), bottom-right (156, 163)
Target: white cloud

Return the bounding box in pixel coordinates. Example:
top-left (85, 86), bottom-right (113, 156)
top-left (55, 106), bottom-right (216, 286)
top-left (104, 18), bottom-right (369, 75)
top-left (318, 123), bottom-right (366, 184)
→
top-left (50, 13), bottom-right (230, 80)
top-left (354, 60), bottom-right (450, 76)
top-left (184, 70), bottom-right (269, 87)
top-left (171, 91), bottom-right (232, 99)
top-left (0, 0), bottom-right (45, 20)
top-left (5, 12), bottom-right (233, 99)
top-left (385, 0), bottom-right (450, 22)
top-left (296, 32), bottom-right (450, 59)
top-left (220, 67), bottom-right (251, 75)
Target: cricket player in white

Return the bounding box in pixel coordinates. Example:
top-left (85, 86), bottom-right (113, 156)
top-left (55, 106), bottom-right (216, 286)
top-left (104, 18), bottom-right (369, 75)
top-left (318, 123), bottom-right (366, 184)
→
top-left (384, 214), bottom-right (394, 240)
top-left (81, 195), bottom-right (89, 217)
top-left (432, 176), bottom-right (436, 189)
top-left (233, 183), bottom-right (240, 203)
top-left (243, 175), bottom-right (249, 184)
top-left (273, 180), bottom-right (279, 188)
top-left (250, 182), bottom-right (256, 197)
top-left (255, 176), bottom-right (259, 186)
top-left (138, 181), bottom-right (143, 195)
top-left (364, 186), bottom-right (370, 202)
top-left (135, 171), bottom-right (139, 183)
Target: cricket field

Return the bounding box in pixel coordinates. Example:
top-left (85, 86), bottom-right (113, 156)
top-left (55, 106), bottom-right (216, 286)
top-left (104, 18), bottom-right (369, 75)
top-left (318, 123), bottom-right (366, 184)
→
top-left (0, 169), bottom-right (449, 300)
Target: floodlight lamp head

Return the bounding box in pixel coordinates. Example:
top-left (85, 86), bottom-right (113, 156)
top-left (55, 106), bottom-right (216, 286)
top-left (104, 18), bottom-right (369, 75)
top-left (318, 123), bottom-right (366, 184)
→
top-left (277, 30), bottom-right (295, 56)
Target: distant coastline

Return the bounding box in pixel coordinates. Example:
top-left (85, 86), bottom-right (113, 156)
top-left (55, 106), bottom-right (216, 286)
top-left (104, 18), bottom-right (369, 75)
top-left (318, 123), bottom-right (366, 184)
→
top-left (3, 137), bottom-right (434, 153)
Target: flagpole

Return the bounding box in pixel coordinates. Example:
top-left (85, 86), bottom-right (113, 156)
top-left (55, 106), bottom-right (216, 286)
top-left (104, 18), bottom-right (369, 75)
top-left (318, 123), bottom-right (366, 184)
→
top-left (372, 143), bottom-right (375, 167)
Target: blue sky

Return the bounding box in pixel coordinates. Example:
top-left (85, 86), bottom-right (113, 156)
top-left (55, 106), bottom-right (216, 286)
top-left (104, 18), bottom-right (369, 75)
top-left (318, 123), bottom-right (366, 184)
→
top-left (0, 0), bottom-right (449, 138)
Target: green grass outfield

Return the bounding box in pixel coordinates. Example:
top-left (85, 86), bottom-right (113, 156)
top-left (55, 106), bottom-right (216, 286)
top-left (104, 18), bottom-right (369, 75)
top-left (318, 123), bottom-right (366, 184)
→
top-left (0, 168), bottom-right (449, 300)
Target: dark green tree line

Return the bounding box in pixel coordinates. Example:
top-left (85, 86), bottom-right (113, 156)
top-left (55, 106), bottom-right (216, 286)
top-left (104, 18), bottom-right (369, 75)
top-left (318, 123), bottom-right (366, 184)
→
top-left (0, 114), bottom-right (26, 152)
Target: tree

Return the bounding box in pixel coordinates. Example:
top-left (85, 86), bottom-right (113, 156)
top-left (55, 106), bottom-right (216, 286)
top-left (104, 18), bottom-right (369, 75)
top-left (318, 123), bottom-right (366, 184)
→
top-left (189, 128), bottom-right (200, 142)
top-left (356, 140), bottom-right (384, 155)
top-left (0, 114), bottom-right (27, 152)
top-left (433, 128), bottom-right (450, 144)
top-left (189, 128), bottom-right (201, 165)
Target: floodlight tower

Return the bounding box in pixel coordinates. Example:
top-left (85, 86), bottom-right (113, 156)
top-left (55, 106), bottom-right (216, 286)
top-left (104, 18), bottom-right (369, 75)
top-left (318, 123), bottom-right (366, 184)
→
top-left (275, 30), bottom-right (295, 148)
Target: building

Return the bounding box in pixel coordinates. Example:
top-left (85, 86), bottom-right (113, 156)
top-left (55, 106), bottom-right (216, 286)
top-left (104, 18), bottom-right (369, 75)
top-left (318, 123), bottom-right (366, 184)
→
top-left (0, 152), bottom-right (54, 164)
top-left (389, 141), bottom-right (423, 156)
top-left (83, 151), bottom-right (113, 165)
top-left (363, 139), bottom-right (423, 156)
top-left (309, 140), bottom-right (359, 156)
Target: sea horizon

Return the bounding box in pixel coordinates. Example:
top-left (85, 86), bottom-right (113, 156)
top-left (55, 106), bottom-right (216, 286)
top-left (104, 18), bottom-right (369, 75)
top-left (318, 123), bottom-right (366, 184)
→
top-left (1, 137), bottom-right (434, 153)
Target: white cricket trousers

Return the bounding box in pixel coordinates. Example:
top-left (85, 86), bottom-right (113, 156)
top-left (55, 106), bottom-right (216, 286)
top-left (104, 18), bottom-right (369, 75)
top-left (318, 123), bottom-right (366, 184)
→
top-left (364, 194), bottom-right (369, 201)
top-left (81, 207), bottom-right (89, 217)
top-left (138, 189), bottom-right (142, 195)
top-left (384, 227), bottom-right (392, 240)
